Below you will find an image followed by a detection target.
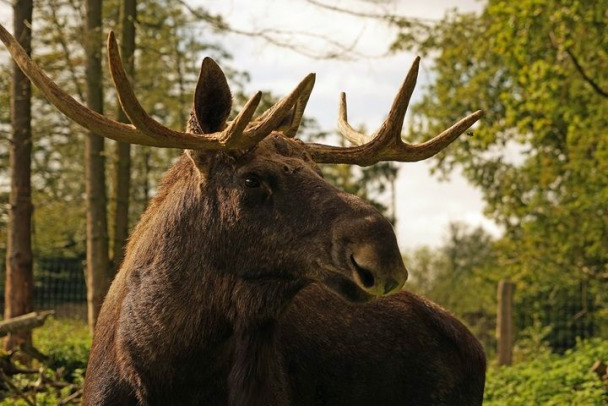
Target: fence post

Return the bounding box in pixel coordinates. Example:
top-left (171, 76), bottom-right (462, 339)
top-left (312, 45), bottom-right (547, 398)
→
top-left (497, 280), bottom-right (514, 366)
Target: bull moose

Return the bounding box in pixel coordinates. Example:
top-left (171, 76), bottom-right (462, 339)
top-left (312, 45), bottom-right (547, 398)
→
top-left (1, 24), bottom-right (486, 406)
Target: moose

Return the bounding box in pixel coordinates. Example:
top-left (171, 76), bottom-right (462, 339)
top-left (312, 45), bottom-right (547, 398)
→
top-left (1, 24), bottom-right (486, 406)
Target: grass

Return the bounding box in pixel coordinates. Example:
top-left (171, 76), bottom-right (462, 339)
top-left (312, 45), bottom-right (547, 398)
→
top-left (0, 318), bottom-right (90, 405)
top-left (33, 317), bottom-right (91, 376)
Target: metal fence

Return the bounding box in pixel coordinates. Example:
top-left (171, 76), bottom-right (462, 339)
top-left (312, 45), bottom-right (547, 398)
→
top-left (0, 256), bottom-right (87, 320)
top-left (0, 256), bottom-right (605, 354)
top-left (515, 280), bottom-right (601, 354)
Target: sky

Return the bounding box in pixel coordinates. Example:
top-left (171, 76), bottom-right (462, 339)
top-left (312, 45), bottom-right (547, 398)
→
top-left (0, 0), bottom-right (499, 250)
top-left (197, 0), bottom-right (499, 249)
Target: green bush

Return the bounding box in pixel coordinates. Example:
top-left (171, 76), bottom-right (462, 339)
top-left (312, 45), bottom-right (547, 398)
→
top-left (485, 339), bottom-right (608, 405)
top-left (33, 317), bottom-right (91, 378)
top-left (0, 318), bottom-right (90, 405)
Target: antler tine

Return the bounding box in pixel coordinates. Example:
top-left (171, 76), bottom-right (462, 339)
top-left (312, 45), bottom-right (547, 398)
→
top-left (248, 73), bottom-right (316, 140)
top-left (280, 73), bottom-right (316, 138)
top-left (337, 92), bottom-right (368, 145)
top-left (307, 57), bottom-right (483, 166)
top-left (338, 57), bottom-right (419, 148)
top-left (0, 24), bottom-right (152, 145)
top-left (221, 91), bottom-right (262, 148)
top-left (108, 32), bottom-right (228, 150)
top-left (374, 56), bottom-right (419, 145)
top-left (399, 110), bottom-right (483, 159)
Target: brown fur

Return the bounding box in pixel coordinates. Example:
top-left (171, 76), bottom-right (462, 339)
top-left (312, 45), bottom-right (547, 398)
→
top-left (282, 285), bottom-right (486, 405)
top-left (82, 138), bottom-right (485, 405)
top-left (82, 62), bottom-right (485, 406)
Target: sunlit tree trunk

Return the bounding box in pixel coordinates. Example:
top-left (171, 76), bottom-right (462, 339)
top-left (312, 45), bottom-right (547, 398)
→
top-left (4, 0), bottom-right (35, 351)
top-left (85, 0), bottom-right (110, 333)
top-left (112, 0), bottom-right (136, 272)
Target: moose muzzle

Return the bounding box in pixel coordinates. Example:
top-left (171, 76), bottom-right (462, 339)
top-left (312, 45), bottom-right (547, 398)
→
top-left (335, 213), bottom-right (408, 297)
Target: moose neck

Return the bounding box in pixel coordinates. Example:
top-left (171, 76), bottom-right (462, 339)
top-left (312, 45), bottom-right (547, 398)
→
top-left (228, 317), bottom-right (290, 406)
top-left (120, 155), bottom-right (306, 401)
top-left (224, 278), bottom-right (303, 406)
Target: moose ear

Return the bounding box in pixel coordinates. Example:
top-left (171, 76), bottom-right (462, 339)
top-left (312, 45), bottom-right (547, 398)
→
top-left (193, 57), bottom-right (232, 134)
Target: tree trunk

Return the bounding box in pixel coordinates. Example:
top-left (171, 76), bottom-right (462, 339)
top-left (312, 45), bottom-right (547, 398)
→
top-left (112, 0), bottom-right (136, 272)
top-left (85, 0), bottom-right (110, 333)
top-left (4, 0), bottom-right (35, 351)
top-left (497, 280), bottom-right (514, 366)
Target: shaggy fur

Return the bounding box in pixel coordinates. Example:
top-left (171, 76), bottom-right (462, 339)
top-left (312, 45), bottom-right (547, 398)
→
top-left (82, 137), bottom-right (485, 405)
top-left (82, 62), bottom-right (485, 406)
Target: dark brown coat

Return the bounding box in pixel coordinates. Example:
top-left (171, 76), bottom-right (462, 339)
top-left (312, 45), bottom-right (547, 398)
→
top-left (82, 135), bottom-right (485, 405)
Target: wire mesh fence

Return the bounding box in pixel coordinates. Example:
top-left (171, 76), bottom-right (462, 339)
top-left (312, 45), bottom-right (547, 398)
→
top-left (0, 256), bottom-right (87, 320)
top-left (515, 280), bottom-right (603, 354)
top-left (0, 255), bottom-right (605, 355)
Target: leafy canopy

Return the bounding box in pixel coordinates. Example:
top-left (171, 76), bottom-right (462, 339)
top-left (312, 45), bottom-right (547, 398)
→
top-left (393, 0), bottom-right (608, 281)
top-left (392, 0), bottom-right (608, 350)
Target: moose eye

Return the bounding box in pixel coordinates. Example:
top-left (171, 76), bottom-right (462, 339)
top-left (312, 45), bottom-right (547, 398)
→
top-left (244, 176), bottom-right (261, 188)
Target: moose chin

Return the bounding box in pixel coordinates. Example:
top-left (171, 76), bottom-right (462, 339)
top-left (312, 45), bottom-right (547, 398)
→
top-left (1, 24), bottom-right (486, 406)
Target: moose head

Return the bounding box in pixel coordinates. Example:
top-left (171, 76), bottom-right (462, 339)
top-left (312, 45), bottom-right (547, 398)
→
top-left (0, 26), bottom-right (481, 305)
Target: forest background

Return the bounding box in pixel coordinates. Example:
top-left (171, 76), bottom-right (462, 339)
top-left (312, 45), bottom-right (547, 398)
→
top-left (0, 0), bottom-right (607, 404)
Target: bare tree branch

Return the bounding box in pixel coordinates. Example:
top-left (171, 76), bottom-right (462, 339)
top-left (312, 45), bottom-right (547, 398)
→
top-left (175, 0), bottom-right (372, 60)
top-left (305, 0), bottom-right (437, 25)
top-left (48, 0), bottom-right (85, 101)
top-left (579, 265), bottom-right (608, 281)
top-left (0, 311), bottom-right (54, 337)
top-left (0, 371), bottom-right (35, 406)
top-left (565, 48), bottom-right (608, 99)
top-left (549, 31), bottom-right (608, 99)
top-left (57, 389), bottom-right (84, 405)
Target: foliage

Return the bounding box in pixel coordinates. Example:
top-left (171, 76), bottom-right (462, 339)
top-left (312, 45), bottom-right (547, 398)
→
top-left (392, 0), bottom-right (608, 277)
top-left (485, 338), bottom-right (608, 405)
top-left (0, 318), bottom-right (90, 405)
top-left (405, 222), bottom-right (499, 351)
top-left (390, 0), bottom-right (608, 350)
top-left (33, 318), bottom-right (91, 375)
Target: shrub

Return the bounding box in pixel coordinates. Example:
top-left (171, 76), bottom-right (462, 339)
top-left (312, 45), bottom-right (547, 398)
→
top-left (485, 338), bottom-right (608, 405)
top-left (0, 318), bottom-right (90, 405)
top-left (33, 317), bottom-right (91, 378)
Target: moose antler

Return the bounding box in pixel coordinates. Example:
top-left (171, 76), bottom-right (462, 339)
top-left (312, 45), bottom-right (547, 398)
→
top-left (306, 57), bottom-right (483, 166)
top-left (0, 22), bottom-right (480, 165)
top-left (0, 24), bottom-right (311, 151)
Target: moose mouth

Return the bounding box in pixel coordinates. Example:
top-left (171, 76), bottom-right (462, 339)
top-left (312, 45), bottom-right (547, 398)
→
top-left (321, 272), bottom-right (375, 303)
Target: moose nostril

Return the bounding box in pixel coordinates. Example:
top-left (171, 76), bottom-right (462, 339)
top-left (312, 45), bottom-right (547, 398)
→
top-left (384, 278), bottom-right (399, 294)
top-left (351, 255), bottom-right (375, 288)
